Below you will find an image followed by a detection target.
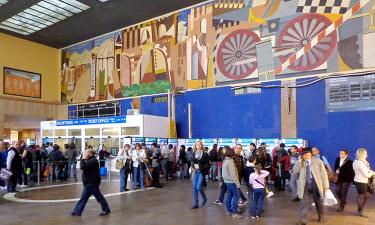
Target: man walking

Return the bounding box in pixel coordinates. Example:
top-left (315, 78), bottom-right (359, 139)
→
top-left (71, 149), bottom-right (110, 216)
top-left (294, 147), bottom-right (330, 225)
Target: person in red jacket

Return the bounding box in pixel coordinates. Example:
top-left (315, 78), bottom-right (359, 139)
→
top-left (273, 144), bottom-right (290, 191)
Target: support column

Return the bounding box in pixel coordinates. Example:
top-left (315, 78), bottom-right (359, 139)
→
top-left (0, 113), bottom-right (4, 139)
top-left (281, 80), bottom-right (297, 138)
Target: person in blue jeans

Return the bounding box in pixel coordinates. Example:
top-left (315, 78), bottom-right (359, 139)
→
top-left (222, 147), bottom-right (243, 218)
top-left (71, 149), bottom-right (110, 216)
top-left (249, 164), bottom-right (269, 218)
top-left (212, 146), bottom-right (228, 205)
top-left (131, 144), bottom-right (147, 190)
top-left (209, 144), bottom-right (219, 181)
top-left (117, 144), bottom-right (132, 192)
top-left (191, 141), bottom-right (209, 209)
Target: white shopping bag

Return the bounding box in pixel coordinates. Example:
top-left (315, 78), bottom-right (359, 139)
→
top-left (323, 189), bottom-right (337, 206)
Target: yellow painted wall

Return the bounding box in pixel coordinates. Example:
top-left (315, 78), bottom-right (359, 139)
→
top-left (0, 33), bottom-right (60, 102)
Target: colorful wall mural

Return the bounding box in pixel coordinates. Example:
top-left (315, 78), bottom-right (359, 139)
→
top-left (61, 0), bottom-right (375, 103)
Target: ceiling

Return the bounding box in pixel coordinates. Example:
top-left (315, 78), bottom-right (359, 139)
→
top-left (0, 0), bottom-right (208, 48)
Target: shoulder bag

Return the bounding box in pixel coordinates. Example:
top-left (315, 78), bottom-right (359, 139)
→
top-left (0, 168), bottom-right (12, 181)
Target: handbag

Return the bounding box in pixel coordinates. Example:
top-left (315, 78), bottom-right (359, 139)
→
top-left (0, 168), bottom-right (13, 181)
top-left (115, 159), bottom-right (125, 170)
top-left (43, 165), bottom-right (50, 177)
top-left (368, 175), bottom-right (375, 194)
top-left (323, 189), bottom-right (338, 206)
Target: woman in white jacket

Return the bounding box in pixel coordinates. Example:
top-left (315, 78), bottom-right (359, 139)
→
top-left (117, 144), bottom-right (132, 192)
top-left (353, 148), bottom-right (375, 217)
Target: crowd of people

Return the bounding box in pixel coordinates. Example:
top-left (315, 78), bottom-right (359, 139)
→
top-left (0, 140), bottom-right (79, 192)
top-left (186, 141), bottom-right (375, 225)
top-left (1, 139), bottom-right (374, 223)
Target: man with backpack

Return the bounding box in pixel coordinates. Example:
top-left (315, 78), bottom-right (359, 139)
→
top-left (312, 147), bottom-right (334, 182)
top-left (209, 144), bottom-right (219, 181)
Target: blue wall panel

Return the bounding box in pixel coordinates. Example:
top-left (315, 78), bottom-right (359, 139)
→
top-left (297, 78), bottom-right (375, 165)
top-left (120, 99), bottom-right (133, 115)
top-left (140, 95), bottom-right (168, 117)
top-left (176, 83), bottom-right (281, 139)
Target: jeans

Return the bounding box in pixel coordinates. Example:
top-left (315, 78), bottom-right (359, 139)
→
top-left (336, 182), bottom-right (351, 209)
top-left (247, 182), bottom-right (254, 214)
top-left (67, 160), bottom-right (77, 179)
top-left (72, 184), bottom-right (110, 215)
top-left (51, 163), bottom-right (59, 181)
top-left (132, 166), bottom-right (144, 190)
top-left (179, 162), bottom-right (186, 179)
top-left (225, 183), bottom-right (239, 214)
top-left (218, 182), bottom-right (227, 203)
top-left (210, 162), bottom-right (218, 181)
top-left (252, 188), bottom-right (266, 217)
top-left (192, 170), bottom-right (207, 207)
top-left (120, 167), bottom-right (130, 191)
top-left (161, 159), bottom-right (168, 179)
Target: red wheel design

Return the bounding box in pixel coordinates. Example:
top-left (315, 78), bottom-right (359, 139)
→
top-left (276, 14), bottom-right (337, 71)
top-left (216, 29), bottom-right (261, 80)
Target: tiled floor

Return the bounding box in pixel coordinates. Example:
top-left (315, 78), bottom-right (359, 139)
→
top-left (0, 176), bottom-right (375, 225)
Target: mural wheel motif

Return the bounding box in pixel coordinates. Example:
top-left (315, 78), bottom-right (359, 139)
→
top-left (276, 14), bottom-right (337, 71)
top-left (216, 29), bottom-right (261, 80)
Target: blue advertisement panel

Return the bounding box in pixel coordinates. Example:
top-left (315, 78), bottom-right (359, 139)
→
top-left (237, 138), bottom-right (257, 150)
top-left (185, 139), bottom-right (201, 148)
top-left (281, 138), bottom-right (305, 149)
top-left (56, 116), bottom-right (126, 126)
top-left (258, 138), bottom-right (280, 154)
top-left (217, 138), bottom-right (237, 148)
top-left (145, 138), bottom-right (157, 147)
top-left (202, 139), bottom-right (218, 150)
top-left (131, 137), bottom-right (145, 144)
top-left (157, 138), bottom-right (169, 145)
top-left (168, 139), bottom-right (178, 145)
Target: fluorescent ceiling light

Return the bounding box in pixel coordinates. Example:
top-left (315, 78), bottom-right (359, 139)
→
top-left (98, 0), bottom-right (110, 2)
top-left (0, 0), bottom-right (90, 35)
top-left (0, 0), bottom-right (8, 6)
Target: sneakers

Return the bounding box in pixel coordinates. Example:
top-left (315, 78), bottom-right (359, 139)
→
top-left (226, 212), bottom-right (232, 216)
top-left (71, 212), bottom-right (81, 216)
top-left (19, 185), bottom-right (28, 188)
top-left (231, 214), bottom-right (243, 219)
top-left (212, 200), bottom-right (223, 205)
top-left (238, 200), bottom-right (247, 206)
top-left (99, 211), bottom-right (111, 216)
top-left (266, 191), bottom-right (274, 198)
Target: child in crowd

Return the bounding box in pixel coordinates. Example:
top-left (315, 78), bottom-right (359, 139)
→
top-left (249, 164), bottom-right (269, 219)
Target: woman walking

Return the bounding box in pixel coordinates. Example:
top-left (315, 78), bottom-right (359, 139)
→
top-left (249, 164), bottom-right (269, 218)
top-left (191, 141), bottom-right (209, 209)
top-left (117, 144), bottom-right (132, 192)
top-left (222, 147), bottom-right (243, 218)
top-left (353, 148), bottom-right (375, 217)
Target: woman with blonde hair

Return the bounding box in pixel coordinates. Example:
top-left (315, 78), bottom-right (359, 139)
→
top-left (191, 140), bottom-right (209, 209)
top-left (353, 148), bottom-right (375, 217)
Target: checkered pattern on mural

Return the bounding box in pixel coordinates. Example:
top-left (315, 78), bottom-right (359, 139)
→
top-left (296, 0), bottom-right (350, 14)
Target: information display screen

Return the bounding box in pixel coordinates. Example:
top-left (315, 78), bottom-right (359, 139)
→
top-left (70, 101), bottom-right (121, 119)
top-left (326, 75), bottom-right (375, 112)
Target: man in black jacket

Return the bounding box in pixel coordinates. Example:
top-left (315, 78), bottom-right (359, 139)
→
top-left (71, 149), bottom-right (110, 216)
top-left (334, 149), bottom-right (354, 212)
top-left (209, 144), bottom-right (219, 181)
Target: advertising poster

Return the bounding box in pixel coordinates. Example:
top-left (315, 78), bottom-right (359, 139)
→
top-left (185, 139), bottom-right (201, 149)
top-left (145, 137), bottom-right (157, 148)
top-left (237, 138), bottom-right (257, 151)
top-left (217, 138), bottom-right (237, 148)
top-left (157, 138), bottom-right (169, 146)
top-left (202, 139), bottom-right (218, 150)
top-left (131, 137), bottom-right (145, 145)
top-left (258, 138), bottom-right (280, 155)
top-left (280, 138), bottom-right (305, 149)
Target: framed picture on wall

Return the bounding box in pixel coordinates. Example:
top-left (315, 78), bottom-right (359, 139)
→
top-left (3, 67), bottom-right (41, 98)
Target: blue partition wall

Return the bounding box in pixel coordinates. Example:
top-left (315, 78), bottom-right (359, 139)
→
top-left (175, 82), bottom-right (281, 139)
top-left (297, 78), bottom-right (375, 165)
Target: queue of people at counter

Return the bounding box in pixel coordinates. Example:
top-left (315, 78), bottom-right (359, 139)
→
top-left (1, 139), bottom-right (375, 222)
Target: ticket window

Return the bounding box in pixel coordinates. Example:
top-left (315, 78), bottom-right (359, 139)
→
top-left (54, 138), bottom-right (67, 152)
top-left (103, 137), bottom-right (119, 156)
top-left (68, 138), bottom-right (82, 154)
top-left (85, 138), bottom-right (101, 152)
